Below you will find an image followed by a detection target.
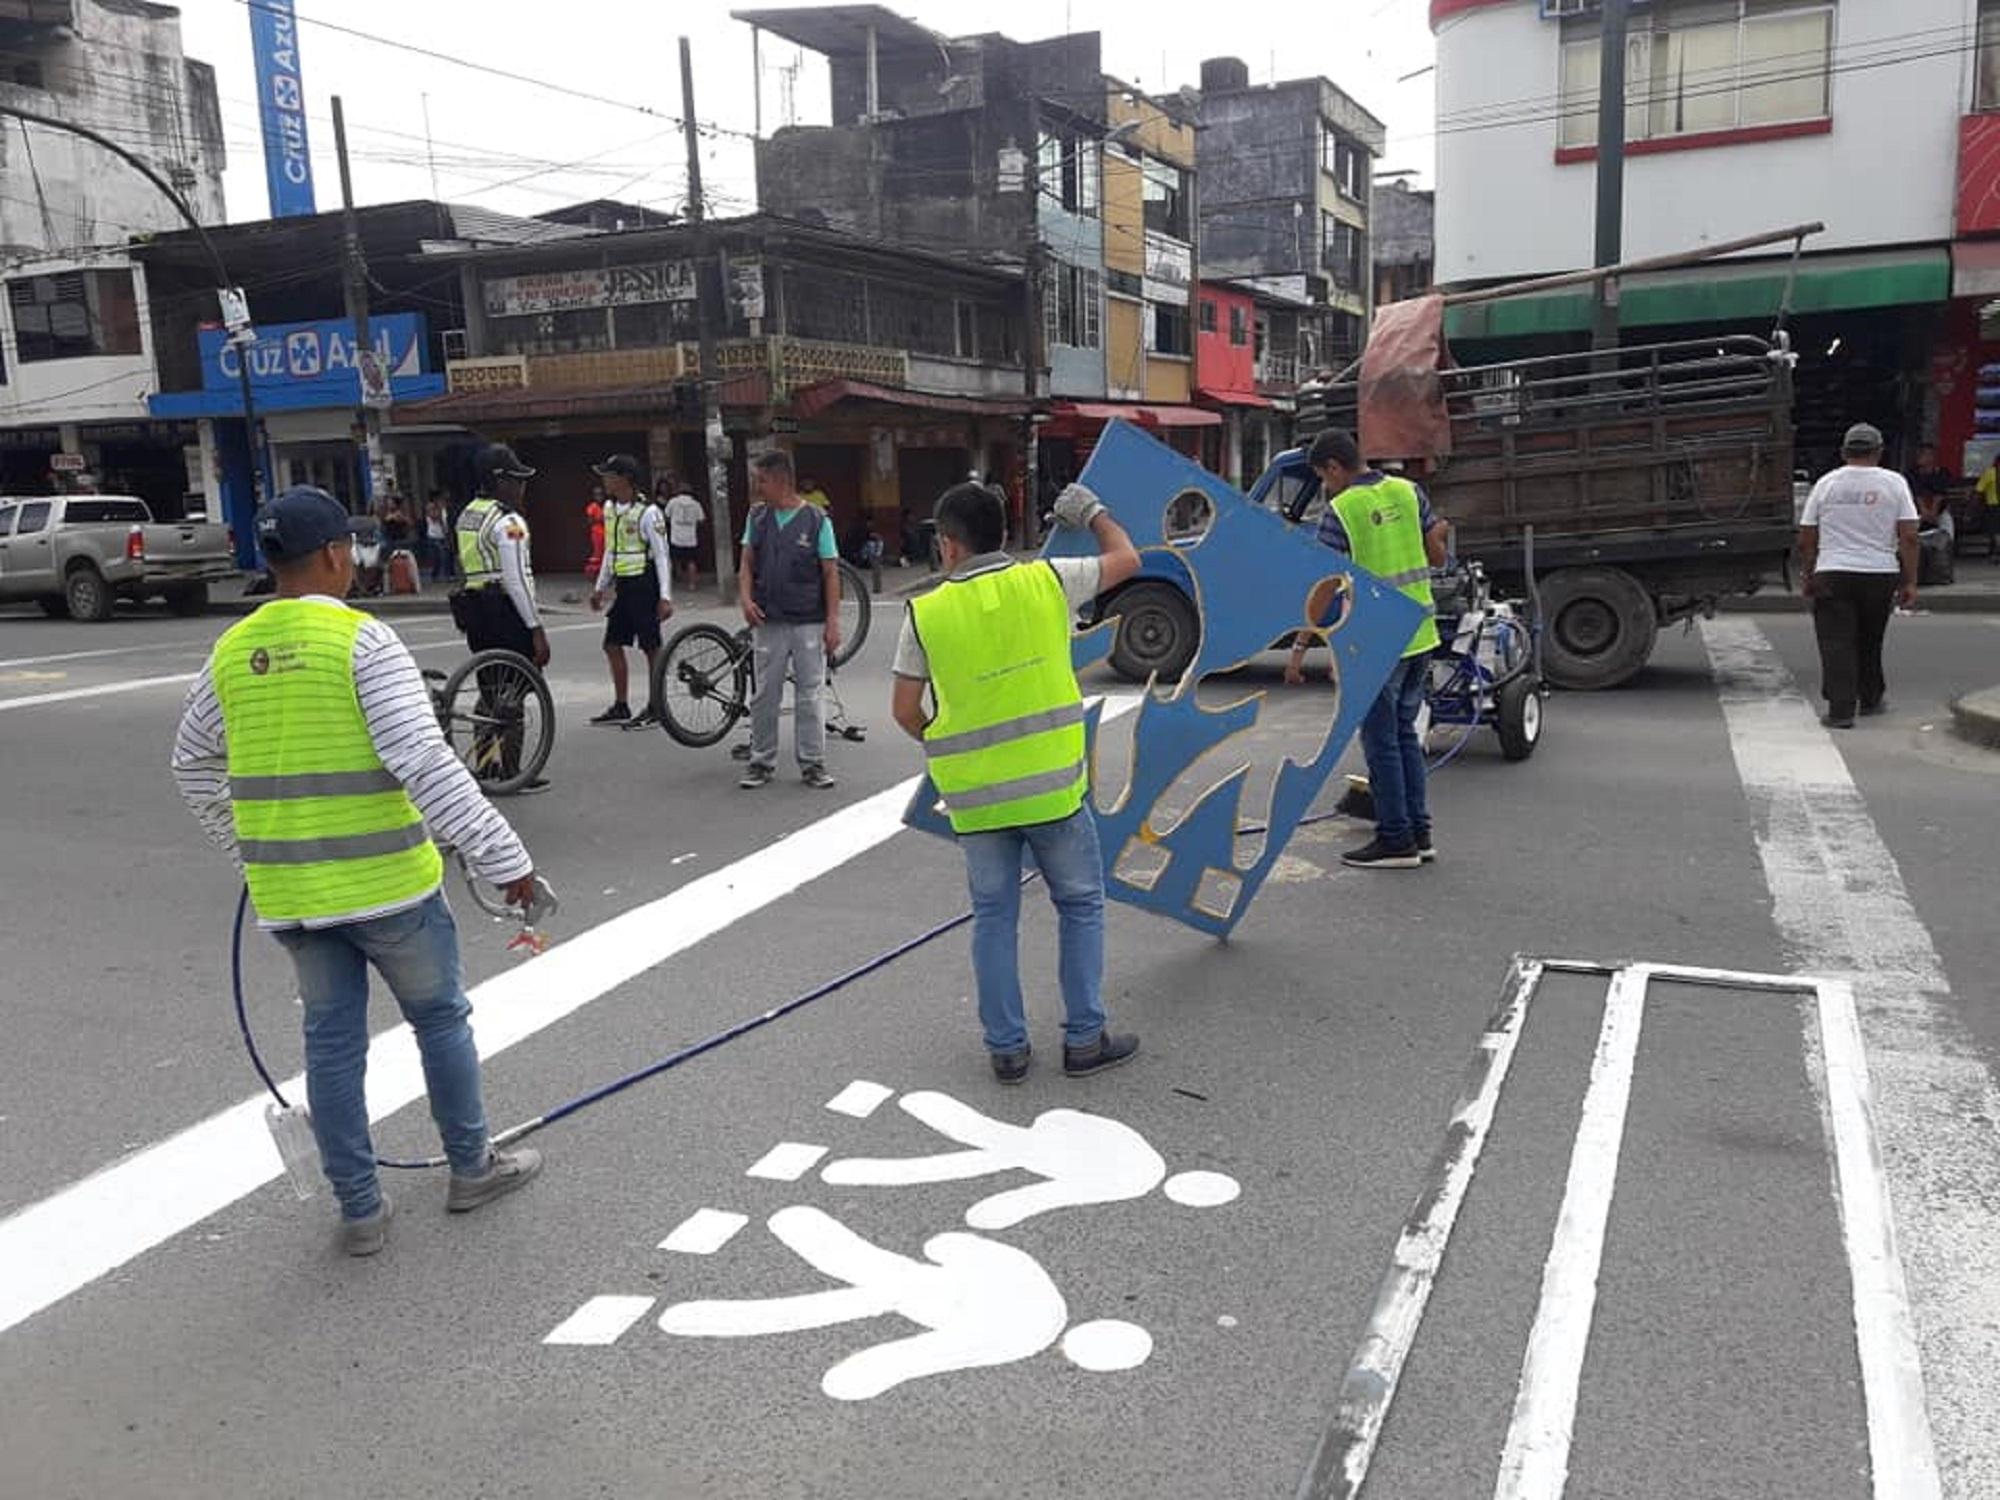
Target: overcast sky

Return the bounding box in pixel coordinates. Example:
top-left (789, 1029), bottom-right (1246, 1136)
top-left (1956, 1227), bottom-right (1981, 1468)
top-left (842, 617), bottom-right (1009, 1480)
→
top-left (174, 0), bottom-right (1436, 226)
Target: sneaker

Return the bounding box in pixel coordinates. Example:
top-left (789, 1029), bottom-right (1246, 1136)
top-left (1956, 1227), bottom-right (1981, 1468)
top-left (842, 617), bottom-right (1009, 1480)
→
top-left (801, 763), bottom-right (838, 790)
top-left (340, 1196), bottom-right (393, 1258)
top-left (517, 776), bottom-right (552, 795)
top-left (1342, 839), bottom-right (1423, 870)
top-left (1416, 828), bottom-right (1436, 864)
top-left (738, 763), bottom-right (775, 789)
top-left (590, 703), bottom-right (632, 726)
top-left (622, 706), bottom-right (662, 730)
top-left (990, 1046), bottom-right (1031, 1085)
top-left (446, 1146), bottom-right (543, 1214)
top-left (1063, 1031), bottom-right (1140, 1078)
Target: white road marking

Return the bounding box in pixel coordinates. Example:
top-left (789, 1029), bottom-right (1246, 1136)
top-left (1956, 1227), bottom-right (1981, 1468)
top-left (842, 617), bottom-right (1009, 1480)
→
top-left (1703, 618), bottom-right (1990, 1500)
top-left (0, 640), bottom-right (197, 669)
top-left (0, 671), bottom-right (197, 710)
top-left (0, 697), bottom-right (1142, 1339)
top-left (745, 1143), bottom-right (830, 1182)
top-left (1492, 966), bottom-right (1646, 1500)
top-left (543, 1295), bottom-right (658, 1346)
top-left (824, 1080), bottom-right (894, 1119)
top-left (659, 1209), bottom-right (750, 1256)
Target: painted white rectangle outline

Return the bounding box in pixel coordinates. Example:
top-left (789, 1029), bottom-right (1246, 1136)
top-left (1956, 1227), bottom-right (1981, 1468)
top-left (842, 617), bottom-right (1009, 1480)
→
top-left (544, 1295), bottom-right (658, 1346)
top-left (1297, 958), bottom-right (1941, 1500)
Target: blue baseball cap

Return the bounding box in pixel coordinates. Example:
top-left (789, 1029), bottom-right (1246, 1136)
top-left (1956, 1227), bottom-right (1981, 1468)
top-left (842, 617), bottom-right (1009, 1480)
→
top-left (254, 486), bottom-right (362, 561)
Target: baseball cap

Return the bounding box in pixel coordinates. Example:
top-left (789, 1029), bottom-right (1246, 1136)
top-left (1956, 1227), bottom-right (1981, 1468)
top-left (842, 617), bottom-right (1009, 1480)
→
top-left (1842, 422), bottom-right (1885, 454)
top-left (593, 453), bottom-right (642, 480)
top-left (254, 486), bottom-right (362, 561)
top-left (475, 442), bottom-right (536, 480)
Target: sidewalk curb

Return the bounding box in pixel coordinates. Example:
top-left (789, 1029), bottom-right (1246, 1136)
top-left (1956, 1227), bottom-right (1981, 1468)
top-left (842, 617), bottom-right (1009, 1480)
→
top-left (1949, 687), bottom-right (2000, 751)
top-left (1719, 591), bottom-right (2000, 616)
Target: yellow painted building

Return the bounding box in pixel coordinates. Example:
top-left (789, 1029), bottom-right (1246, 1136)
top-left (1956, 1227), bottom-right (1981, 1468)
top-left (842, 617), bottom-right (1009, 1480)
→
top-left (1103, 84), bottom-right (1198, 407)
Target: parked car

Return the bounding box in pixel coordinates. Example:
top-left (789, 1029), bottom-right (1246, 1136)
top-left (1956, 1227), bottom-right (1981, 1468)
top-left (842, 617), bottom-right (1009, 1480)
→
top-left (0, 495), bottom-right (236, 620)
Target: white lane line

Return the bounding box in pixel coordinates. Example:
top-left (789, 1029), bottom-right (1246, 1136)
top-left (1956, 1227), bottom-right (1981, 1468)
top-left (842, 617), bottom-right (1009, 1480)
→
top-left (0, 671), bottom-right (197, 710)
top-left (659, 1209), bottom-right (750, 1255)
top-left (745, 1143), bottom-right (829, 1181)
top-left (543, 1295), bottom-right (658, 1346)
top-left (824, 1080), bottom-right (894, 1119)
top-left (0, 693), bottom-right (1140, 1339)
top-left (0, 640), bottom-right (202, 669)
top-left (1492, 966), bottom-right (1647, 1500)
top-left (1703, 618), bottom-right (1993, 1500)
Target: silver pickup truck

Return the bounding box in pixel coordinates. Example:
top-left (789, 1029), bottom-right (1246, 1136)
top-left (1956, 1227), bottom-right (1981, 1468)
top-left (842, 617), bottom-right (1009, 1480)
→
top-left (0, 495), bottom-right (236, 620)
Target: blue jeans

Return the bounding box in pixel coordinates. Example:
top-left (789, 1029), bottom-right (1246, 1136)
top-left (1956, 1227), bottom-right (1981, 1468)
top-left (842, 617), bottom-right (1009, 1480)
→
top-left (959, 807), bottom-right (1108, 1055)
top-left (272, 892), bottom-right (490, 1220)
top-left (1360, 652), bottom-right (1431, 849)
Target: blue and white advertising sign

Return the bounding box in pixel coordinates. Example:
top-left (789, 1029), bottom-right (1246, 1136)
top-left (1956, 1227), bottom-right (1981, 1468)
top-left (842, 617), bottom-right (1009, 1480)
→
top-left (249, 0), bottom-right (316, 217)
top-left (199, 314), bottom-right (428, 400)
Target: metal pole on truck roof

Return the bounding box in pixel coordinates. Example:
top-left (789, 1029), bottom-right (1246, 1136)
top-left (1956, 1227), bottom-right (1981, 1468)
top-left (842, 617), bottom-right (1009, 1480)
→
top-left (1437, 224), bottom-right (1828, 310)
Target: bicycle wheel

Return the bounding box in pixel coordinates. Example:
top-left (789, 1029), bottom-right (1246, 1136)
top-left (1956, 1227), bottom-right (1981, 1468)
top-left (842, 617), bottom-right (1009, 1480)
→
top-left (654, 622), bottom-right (749, 748)
top-left (437, 649), bottom-right (554, 796)
top-left (832, 558), bottom-right (872, 669)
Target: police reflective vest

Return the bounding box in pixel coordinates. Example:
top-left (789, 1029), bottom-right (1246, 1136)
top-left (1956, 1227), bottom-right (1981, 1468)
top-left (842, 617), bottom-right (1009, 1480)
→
top-left (1332, 474), bottom-right (1440, 657)
top-left (211, 599), bottom-right (442, 925)
top-left (608, 500), bottom-right (651, 578)
top-left (911, 561), bottom-right (1088, 835)
top-left (456, 496), bottom-right (506, 588)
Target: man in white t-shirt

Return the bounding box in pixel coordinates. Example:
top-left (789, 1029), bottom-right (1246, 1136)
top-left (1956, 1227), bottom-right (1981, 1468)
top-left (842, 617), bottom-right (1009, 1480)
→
top-left (662, 479), bottom-right (707, 591)
top-left (1798, 422), bottom-right (1919, 728)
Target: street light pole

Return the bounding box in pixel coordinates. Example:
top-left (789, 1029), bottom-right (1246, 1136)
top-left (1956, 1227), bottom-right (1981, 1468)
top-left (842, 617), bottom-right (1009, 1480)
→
top-left (1592, 0), bottom-right (1631, 353)
top-left (0, 102), bottom-right (270, 507)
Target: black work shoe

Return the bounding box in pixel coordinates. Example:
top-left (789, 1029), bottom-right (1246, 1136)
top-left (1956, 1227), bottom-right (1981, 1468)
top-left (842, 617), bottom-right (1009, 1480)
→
top-left (590, 702), bottom-right (632, 726)
top-left (801, 763), bottom-right (838, 790)
top-left (517, 777), bottom-right (552, 795)
top-left (990, 1046), bottom-right (1031, 1085)
top-left (1823, 711), bottom-right (1857, 729)
top-left (1342, 839), bottom-right (1423, 870)
top-left (1859, 699), bottom-right (1888, 718)
top-left (621, 706), bottom-right (662, 730)
top-left (1063, 1032), bottom-right (1140, 1077)
top-left (738, 763), bottom-right (774, 789)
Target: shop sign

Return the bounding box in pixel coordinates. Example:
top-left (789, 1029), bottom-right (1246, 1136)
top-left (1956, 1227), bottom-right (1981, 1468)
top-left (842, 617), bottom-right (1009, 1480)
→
top-left (199, 313), bottom-right (428, 397)
top-left (483, 262), bottom-right (697, 318)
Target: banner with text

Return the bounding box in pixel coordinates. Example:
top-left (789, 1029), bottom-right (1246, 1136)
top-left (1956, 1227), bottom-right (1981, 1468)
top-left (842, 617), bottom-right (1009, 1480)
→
top-left (249, 0), bottom-right (316, 217)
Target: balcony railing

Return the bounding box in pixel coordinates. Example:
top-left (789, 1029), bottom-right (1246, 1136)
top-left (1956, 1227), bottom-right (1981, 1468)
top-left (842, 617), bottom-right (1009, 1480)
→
top-left (1257, 352), bottom-right (1299, 391)
top-left (446, 337), bottom-right (908, 403)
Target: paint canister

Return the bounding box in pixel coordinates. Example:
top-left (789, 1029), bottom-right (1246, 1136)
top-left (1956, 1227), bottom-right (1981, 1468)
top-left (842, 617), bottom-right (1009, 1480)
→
top-left (266, 1103), bottom-right (319, 1200)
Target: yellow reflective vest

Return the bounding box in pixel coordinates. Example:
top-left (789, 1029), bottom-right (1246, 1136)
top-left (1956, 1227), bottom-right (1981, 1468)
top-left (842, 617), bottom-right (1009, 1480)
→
top-left (1332, 474), bottom-right (1440, 657)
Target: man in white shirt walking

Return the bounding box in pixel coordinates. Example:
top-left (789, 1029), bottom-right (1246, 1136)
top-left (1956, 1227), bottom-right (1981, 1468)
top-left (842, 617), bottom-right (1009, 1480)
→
top-left (662, 477), bottom-right (707, 592)
top-left (1798, 422), bottom-right (1920, 728)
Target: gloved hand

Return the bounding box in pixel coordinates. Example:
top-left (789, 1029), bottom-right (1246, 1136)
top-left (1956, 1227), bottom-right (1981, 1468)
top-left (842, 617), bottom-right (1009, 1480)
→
top-left (1050, 482), bottom-right (1106, 531)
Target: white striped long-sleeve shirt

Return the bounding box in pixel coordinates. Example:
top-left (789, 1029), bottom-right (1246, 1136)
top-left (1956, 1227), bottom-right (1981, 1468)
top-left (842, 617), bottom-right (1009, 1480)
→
top-left (171, 596), bottom-right (534, 929)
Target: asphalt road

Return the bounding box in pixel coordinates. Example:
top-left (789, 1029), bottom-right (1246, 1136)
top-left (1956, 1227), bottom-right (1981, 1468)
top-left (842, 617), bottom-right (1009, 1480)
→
top-left (0, 596), bottom-right (1996, 1499)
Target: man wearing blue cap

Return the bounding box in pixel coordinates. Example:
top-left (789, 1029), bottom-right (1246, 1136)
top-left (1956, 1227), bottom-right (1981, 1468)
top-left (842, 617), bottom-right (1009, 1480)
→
top-left (172, 487), bottom-right (546, 1257)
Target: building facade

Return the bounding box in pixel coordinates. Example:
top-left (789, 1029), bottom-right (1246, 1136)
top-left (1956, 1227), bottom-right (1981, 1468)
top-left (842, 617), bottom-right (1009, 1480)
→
top-left (1373, 179), bottom-right (1435, 309)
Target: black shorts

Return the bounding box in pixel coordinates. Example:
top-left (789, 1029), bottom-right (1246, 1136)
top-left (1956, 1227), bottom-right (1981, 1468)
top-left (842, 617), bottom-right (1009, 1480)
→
top-left (670, 543), bottom-right (701, 568)
top-left (604, 571), bottom-right (663, 651)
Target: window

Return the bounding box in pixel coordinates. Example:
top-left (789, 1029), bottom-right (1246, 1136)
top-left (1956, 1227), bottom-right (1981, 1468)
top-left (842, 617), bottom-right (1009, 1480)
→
top-left (1038, 130), bottom-right (1098, 217)
top-left (1559, 1), bottom-right (1834, 149)
top-left (1106, 266), bottom-right (1143, 299)
top-left (15, 500), bottom-right (50, 534)
top-left (7, 270), bottom-right (142, 362)
top-left (0, 505), bottom-right (15, 537)
top-left (1142, 158), bottom-right (1190, 241)
top-left (1199, 298), bottom-right (1218, 334)
top-left (1044, 260), bottom-right (1101, 350)
top-left (955, 300), bottom-right (978, 359)
top-left (1980, 0), bottom-right (2000, 112)
top-left (1322, 216), bottom-right (1366, 292)
top-left (62, 499), bottom-right (149, 524)
top-left (1322, 128), bottom-right (1367, 201)
top-left (1229, 305), bottom-right (1248, 346)
top-left (1147, 302), bottom-right (1191, 358)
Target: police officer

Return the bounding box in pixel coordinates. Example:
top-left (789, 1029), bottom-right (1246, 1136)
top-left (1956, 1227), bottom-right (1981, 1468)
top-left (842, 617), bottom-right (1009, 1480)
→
top-left (455, 443), bottom-right (549, 669)
top-left (889, 480), bottom-right (1143, 1084)
top-left (172, 487), bottom-right (545, 1257)
top-left (1289, 429), bottom-right (1449, 869)
top-left (588, 453), bottom-right (674, 727)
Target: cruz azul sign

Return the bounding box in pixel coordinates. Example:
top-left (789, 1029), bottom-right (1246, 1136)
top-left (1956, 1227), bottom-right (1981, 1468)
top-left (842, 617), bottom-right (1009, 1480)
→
top-left (199, 314), bottom-right (428, 397)
top-left (247, 0), bottom-right (316, 217)
top-left (483, 262), bottom-right (697, 318)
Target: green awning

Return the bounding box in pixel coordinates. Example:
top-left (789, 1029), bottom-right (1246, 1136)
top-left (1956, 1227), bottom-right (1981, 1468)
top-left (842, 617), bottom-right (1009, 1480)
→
top-left (1443, 248), bottom-right (1951, 341)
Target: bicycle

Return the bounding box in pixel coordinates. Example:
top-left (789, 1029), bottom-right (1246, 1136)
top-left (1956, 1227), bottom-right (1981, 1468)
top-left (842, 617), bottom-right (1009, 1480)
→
top-left (653, 622), bottom-right (866, 750)
top-left (829, 557), bottom-right (871, 670)
top-left (422, 648), bottom-right (556, 795)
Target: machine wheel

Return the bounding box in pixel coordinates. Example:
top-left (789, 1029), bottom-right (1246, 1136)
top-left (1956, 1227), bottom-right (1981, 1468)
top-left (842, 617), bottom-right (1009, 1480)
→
top-left (64, 564), bottom-right (114, 622)
top-left (1537, 567), bottom-right (1657, 691)
top-left (1106, 582), bottom-right (1200, 683)
top-left (832, 558), bottom-right (871, 669)
top-left (37, 595), bottom-right (68, 619)
top-left (654, 622), bottom-right (750, 749)
top-left (437, 649), bottom-right (553, 796)
top-left (164, 583), bottom-right (209, 617)
top-left (1496, 676), bottom-right (1543, 761)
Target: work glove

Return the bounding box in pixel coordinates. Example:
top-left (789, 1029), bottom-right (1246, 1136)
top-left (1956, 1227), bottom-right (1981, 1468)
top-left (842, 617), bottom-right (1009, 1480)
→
top-left (1050, 482), bottom-right (1107, 531)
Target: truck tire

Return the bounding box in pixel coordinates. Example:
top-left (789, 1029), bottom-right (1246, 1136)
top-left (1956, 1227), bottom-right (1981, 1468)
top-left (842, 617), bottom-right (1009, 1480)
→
top-left (1495, 676), bottom-right (1543, 761)
top-left (1537, 567), bottom-right (1657, 691)
top-left (164, 583), bottom-right (209, 617)
top-left (1106, 582), bottom-right (1199, 684)
top-left (64, 564), bottom-right (114, 623)
top-left (38, 596), bottom-right (69, 619)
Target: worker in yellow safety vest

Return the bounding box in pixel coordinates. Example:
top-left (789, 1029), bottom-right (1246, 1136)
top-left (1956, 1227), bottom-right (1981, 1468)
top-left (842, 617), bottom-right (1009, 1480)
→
top-left (172, 486), bottom-right (546, 1258)
top-left (891, 479), bottom-right (1143, 1084)
top-left (1289, 428), bottom-right (1450, 870)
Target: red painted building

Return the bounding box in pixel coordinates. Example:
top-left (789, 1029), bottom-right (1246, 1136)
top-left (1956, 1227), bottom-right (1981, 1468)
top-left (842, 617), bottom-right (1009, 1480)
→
top-left (1194, 280), bottom-right (1289, 487)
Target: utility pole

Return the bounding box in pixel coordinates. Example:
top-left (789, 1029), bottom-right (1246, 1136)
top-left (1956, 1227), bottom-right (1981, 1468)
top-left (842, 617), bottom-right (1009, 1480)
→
top-left (1591, 0), bottom-right (1630, 353)
top-left (681, 35), bottom-right (738, 605)
top-left (332, 96), bottom-right (387, 511)
top-left (1021, 97), bottom-right (1044, 551)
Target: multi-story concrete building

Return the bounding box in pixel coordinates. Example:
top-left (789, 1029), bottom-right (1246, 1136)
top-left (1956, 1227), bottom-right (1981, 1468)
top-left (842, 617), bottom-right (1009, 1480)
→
top-left (0, 0), bottom-right (225, 257)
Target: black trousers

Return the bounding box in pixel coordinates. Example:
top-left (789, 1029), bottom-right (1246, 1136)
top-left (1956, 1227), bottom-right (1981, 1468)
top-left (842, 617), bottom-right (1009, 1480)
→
top-left (1811, 571), bottom-right (1898, 715)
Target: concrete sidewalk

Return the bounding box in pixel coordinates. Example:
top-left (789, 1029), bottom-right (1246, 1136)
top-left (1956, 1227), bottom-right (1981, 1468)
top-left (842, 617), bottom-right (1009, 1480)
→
top-left (1722, 562), bottom-right (2000, 615)
top-left (1952, 685), bottom-right (2000, 750)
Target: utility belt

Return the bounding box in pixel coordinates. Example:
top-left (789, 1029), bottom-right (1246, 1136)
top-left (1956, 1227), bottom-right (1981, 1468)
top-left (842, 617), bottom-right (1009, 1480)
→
top-left (448, 581), bottom-right (504, 633)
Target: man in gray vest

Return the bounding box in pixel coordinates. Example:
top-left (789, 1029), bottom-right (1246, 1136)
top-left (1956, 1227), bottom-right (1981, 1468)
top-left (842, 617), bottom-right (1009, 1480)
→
top-left (738, 449), bottom-right (841, 789)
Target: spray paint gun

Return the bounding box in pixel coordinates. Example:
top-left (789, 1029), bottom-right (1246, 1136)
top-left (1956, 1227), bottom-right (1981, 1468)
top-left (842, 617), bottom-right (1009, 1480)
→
top-left (460, 856), bottom-right (560, 957)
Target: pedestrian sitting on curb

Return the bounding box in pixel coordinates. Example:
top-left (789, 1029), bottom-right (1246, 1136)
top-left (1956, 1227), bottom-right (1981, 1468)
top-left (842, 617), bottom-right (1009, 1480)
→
top-left (891, 480), bottom-right (1143, 1084)
top-left (1799, 422), bottom-right (1919, 728)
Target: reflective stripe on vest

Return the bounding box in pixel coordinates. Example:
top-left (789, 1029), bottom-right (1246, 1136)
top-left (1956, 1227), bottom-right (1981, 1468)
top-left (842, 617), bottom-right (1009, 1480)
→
top-left (456, 497), bottom-right (504, 588)
top-left (212, 599), bottom-right (443, 924)
top-left (609, 502), bottom-right (650, 578)
top-left (912, 560), bottom-right (1088, 835)
top-left (1333, 475), bottom-right (1440, 657)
